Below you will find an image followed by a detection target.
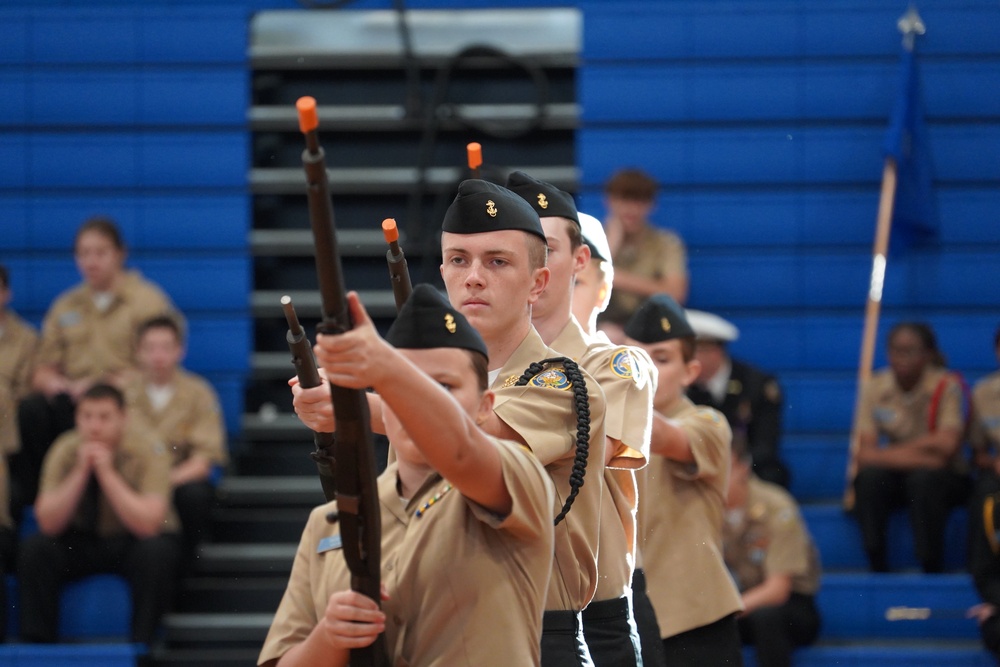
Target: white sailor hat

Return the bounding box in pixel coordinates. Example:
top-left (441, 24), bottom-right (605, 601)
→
top-left (684, 309), bottom-right (740, 343)
top-left (578, 212), bottom-right (612, 264)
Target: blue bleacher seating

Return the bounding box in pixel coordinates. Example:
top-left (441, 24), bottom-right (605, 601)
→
top-left (803, 504), bottom-right (968, 572)
top-left (0, 644), bottom-right (144, 667)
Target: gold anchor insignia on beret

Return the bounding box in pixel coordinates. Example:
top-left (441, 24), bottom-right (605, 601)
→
top-left (537, 193), bottom-right (549, 209)
top-left (444, 313), bottom-right (457, 333)
top-left (661, 317), bottom-right (671, 332)
top-left (486, 200), bottom-right (498, 217)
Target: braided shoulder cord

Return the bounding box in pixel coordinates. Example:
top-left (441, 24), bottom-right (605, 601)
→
top-left (514, 357), bottom-right (591, 526)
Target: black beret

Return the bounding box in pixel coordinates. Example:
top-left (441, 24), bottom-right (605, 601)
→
top-left (442, 179), bottom-right (545, 243)
top-left (505, 170), bottom-right (579, 226)
top-left (386, 284), bottom-right (488, 360)
top-left (624, 293), bottom-right (695, 343)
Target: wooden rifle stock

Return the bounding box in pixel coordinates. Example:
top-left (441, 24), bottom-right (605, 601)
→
top-left (381, 218), bottom-right (412, 312)
top-left (296, 96), bottom-right (387, 667)
top-left (281, 295), bottom-right (337, 502)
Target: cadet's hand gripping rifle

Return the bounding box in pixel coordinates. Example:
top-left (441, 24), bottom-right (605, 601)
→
top-left (296, 96), bottom-right (387, 667)
top-left (281, 295), bottom-right (337, 502)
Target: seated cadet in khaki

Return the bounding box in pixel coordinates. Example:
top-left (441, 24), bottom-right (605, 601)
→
top-left (573, 213), bottom-right (668, 667)
top-left (17, 216), bottom-right (181, 510)
top-left (970, 326), bottom-right (1000, 491)
top-left (17, 383), bottom-right (180, 646)
top-left (624, 294), bottom-right (745, 667)
top-left (507, 172), bottom-right (653, 667)
top-left (0, 265), bottom-right (32, 640)
top-left (124, 315), bottom-right (228, 570)
top-left (853, 321), bottom-right (969, 573)
top-left (724, 445), bottom-right (822, 667)
top-left (260, 285), bottom-right (556, 667)
top-left (292, 180), bottom-right (607, 667)
top-left (0, 264), bottom-right (38, 470)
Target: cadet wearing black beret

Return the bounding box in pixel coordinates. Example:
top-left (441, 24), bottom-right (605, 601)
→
top-left (386, 283), bottom-right (488, 359)
top-left (442, 178), bottom-right (546, 242)
top-left (623, 293), bottom-right (695, 344)
top-left (505, 171), bottom-right (580, 226)
top-left (624, 293), bottom-right (744, 667)
top-left (263, 284), bottom-right (557, 667)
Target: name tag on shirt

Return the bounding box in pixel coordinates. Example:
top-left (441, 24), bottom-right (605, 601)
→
top-left (317, 535), bottom-right (342, 553)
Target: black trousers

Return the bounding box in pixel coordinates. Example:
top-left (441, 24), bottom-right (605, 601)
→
top-left (631, 569), bottom-right (667, 667)
top-left (17, 530), bottom-right (180, 645)
top-left (738, 593), bottom-right (821, 667)
top-left (853, 465), bottom-right (970, 572)
top-left (12, 392), bottom-right (75, 514)
top-left (542, 609), bottom-right (595, 667)
top-left (0, 527), bottom-right (15, 643)
top-left (661, 613), bottom-right (743, 667)
top-left (582, 594), bottom-right (642, 667)
top-left (174, 479), bottom-right (216, 572)
top-left (980, 613), bottom-right (1000, 660)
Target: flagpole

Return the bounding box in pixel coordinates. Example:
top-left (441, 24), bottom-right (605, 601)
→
top-left (842, 5), bottom-right (925, 511)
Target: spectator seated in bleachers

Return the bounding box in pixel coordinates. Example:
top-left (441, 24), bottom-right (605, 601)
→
top-left (0, 264), bottom-right (38, 643)
top-left (124, 315), bottom-right (228, 572)
top-left (970, 325), bottom-right (1000, 496)
top-left (14, 216), bottom-right (182, 521)
top-left (597, 168), bottom-right (688, 344)
top-left (685, 309), bottom-right (791, 489)
top-left (17, 383), bottom-right (180, 647)
top-left (852, 322), bottom-right (971, 574)
top-left (724, 443), bottom-right (822, 667)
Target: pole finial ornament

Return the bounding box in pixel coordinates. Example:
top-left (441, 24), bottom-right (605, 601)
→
top-left (898, 4), bottom-right (926, 51)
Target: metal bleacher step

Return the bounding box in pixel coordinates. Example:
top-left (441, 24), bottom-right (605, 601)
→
top-left (249, 164), bottom-right (577, 195)
top-left (251, 227), bottom-right (391, 257)
top-left (152, 646), bottom-right (266, 667)
top-left (250, 102), bottom-right (579, 132)
top-left (803, 501), bottom-right (968, 571)
top-left (212, 506), bottom-right (313, 544)
top-left (193, 543), bottom-right (296, 577)
top-left (217, 475), bottom-right (326, 507)
top-left (161, 612), bottom-right (273, 646)
top-left (251, 288), bottom-right (397, 318)
top-left (177, 576), bottom-right (288, 614)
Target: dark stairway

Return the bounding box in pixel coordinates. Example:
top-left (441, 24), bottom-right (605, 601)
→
top-left (152, 7), bottom-right (580, 666)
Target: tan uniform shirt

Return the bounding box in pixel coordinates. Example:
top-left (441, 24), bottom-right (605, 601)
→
top-left (723, 476), bottom-right (822, 596)
top-left (551, 319), bottom-right (654, 601)
top-left (0, 312), bottom-right (38, 455)
top-left (491, 326), bottom-right (607, 612)
top-left (40, 425), bottom-right (178, 535)
top-left (259, 437), bottom-right (556, 667)
top-left (855, 366), bottom-right (966, 471)
top-left (637, 396), bottom-right (743, 637)
top-left (124, 369), bottom-right (228, 468)
top-left (971, 371), bottom-right (1000, 453)
top-left (604, 226), bottom-right (687, 324)
top-left (36, 270), bottom-right (179, 382)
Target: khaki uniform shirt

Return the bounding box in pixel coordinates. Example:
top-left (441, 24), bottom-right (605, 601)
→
top-left (124, 369), bottom-right (228, 468)
top-left (723, 476), bottom-right (822, 596)
top-left (259, 437), bottom-right (556, 667)
top-left (971, 371), bottom-right (1000, 453)
top-left (551, 319), bottom-right (654, 601)
top-left (0, 312), bottom-right (38, 455)
top-left (855, 366), bottom-right (966, 471)
top-left (604, 226), bottom-right (687, 325)
top-left (36, 270), bottom-right (179, 382)
top-left (491, 326), bottom-right (607, 612)
top-left (637, 396), bottom-right (743, 637)
top-left (40, 425), bottom-right (179, 535)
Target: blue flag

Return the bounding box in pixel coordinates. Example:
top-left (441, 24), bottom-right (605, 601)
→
top-left (883, 42), bottom-right (939, 252)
